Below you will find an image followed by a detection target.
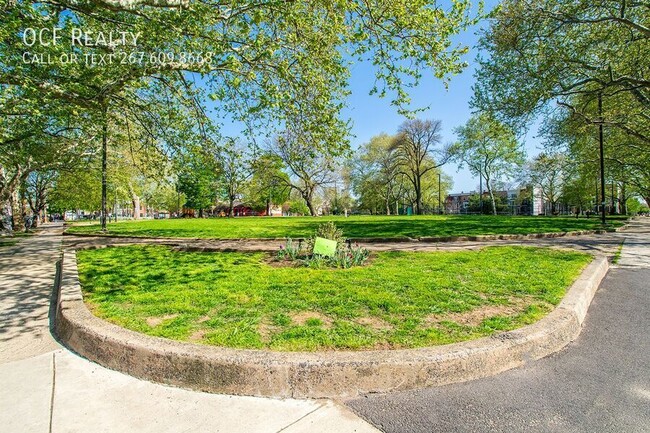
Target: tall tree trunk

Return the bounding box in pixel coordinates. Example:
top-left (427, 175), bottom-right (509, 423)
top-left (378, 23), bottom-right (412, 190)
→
top-left (487, 185), bottom-right (497, 216)
top-left (306, 200), bottom-right (316, 216)
top-left (303, 189), bottom-right (316, 216)
top-left (9, 169), bottom-right (23, 232)
top-left (228, 196), bottom-right (235, 218)
top-left (131, 194), bottom-right (140, 219)
top-left (20, 196), bottom-right (29, 232)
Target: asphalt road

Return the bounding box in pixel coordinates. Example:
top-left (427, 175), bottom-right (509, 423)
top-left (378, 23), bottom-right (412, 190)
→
top-left (348, 224), bottom-right (650, 433)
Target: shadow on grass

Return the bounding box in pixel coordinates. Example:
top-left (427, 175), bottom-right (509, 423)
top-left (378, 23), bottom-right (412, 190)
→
top-left (67, 215), bottom-right (626, 240)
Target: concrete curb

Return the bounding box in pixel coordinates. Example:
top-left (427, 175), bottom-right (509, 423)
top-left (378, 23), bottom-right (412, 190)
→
top-left (54, 250), bottom-right (608, 399)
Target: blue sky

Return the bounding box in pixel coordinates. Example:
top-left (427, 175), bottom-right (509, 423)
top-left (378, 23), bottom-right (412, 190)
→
top-left (341, 0), bottom-right (542, 193)
top-left (214, 0), bottom-right (544, 193)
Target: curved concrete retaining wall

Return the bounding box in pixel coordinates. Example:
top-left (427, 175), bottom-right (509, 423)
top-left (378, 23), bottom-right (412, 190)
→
top-left (55, 250), bottom-right (608, 399)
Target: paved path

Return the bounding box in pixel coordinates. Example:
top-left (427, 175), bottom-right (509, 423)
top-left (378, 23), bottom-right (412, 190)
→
top-left (64, 227), bottom-right (624, 256)
top-left (0, 224), bottom-right (378, 433)
top-left (0, 225), bottom-right (62, 363)
top-left (348, 218), bottom-right (650, 433)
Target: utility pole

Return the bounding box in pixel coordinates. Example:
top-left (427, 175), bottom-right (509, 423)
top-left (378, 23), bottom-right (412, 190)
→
top-left (101, 103), bottom-right (108, 232)
top-left (479, 176), bottom-right (483, 214)
top-left (598, 93), bottom-right (606, 225)
top-left (438, 172), bottom-right (442, 214)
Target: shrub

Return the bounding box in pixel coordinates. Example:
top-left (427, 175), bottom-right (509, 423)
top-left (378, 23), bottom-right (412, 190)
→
top-left (305, 221), bottom-right (347, 253)
top-left (277, 222), bottom-right (369, 269)
top-left (315, 221), bottom-right (346, 247)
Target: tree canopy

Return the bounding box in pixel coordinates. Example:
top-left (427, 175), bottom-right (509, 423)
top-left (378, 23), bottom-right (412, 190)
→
top-left (473, 0), bottom-right (649, 145)
top-left (451, 113), bottom-right (525, 215)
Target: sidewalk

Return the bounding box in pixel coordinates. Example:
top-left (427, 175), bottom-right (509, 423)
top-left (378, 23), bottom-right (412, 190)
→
top-left (0, 224), bottom-right (61, 363)
top-left (63, 224), bottom-right (626, 256)
top-left (0, 224), bottom-right (378, 433)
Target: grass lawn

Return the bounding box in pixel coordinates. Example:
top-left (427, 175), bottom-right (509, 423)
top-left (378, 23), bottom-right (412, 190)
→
top-left (67, 214), bottom-right (624, 239)
top-left (77, 245), bottom-right (591, 351)
top-left (0, 239), bottom-right (18, 247)
top-left (0, 231), bottom-right (32, 247)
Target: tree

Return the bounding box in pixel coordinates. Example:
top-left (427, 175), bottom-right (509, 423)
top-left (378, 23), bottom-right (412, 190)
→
top-left (467, 192), bottom-right (508, 214)
top-left (176, 150), bottom-right (219, 217)
top-left (350, 134), bottom-right (400, 215)
top-left (217, 140), bottom-right (252, 218)
top-left (451, 114), bottom-right (526, 215)
top-left (473, 0), bottom-right (649, 146)
top-left (545, 105), bottom-right (650, 209)
top-left (24, 171), bottom-right (56, 225)
top-left (525, 153), bottom-right (568, 215)
top-left (3, 1), bottom-right (482, 227)
top-left (390, 119), bottom-right (450, 215)
top-left (269, 131), bottom-right (335, 216)
top-left (4, 1), bottom-right (480, 156)
top-left (49, 165), bottom-right (103, 215)
top-left (561, 169), bottom-right (597, 215)
top-left (246, 153), bottom-right (290, 215)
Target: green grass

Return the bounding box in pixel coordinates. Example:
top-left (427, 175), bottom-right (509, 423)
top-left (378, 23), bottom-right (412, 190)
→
top-left (0, 239), bottom-right (18, 247)
top-left (0, 231), bottom-right (31, 247)
top-left (77, 245), bottom-right (592, 351)
top-left (67, 215), bottom-right (624, 239)
top-left (612, 241), bottom-right (624, 264)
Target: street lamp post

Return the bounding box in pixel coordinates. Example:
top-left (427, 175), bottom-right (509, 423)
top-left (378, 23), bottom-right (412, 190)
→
top-left (438, 172), bottom-right (442, 214)
top-left (479, 176), bottom-right (483, 214)
top-left (598, 93), bottom-right (606, 226)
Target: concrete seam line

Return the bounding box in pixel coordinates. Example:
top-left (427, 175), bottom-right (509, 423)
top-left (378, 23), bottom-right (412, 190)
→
top-left (275, 405), bottom-right (324, 433)
top-left (54, 250), bottom-right (609, 399)
top-left (48, 352), bottom-right (56, 433)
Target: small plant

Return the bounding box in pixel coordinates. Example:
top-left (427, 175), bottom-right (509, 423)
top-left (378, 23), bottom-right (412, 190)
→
top-left (305, 318), bottom-right (323, 327)
top-left (305, 221), bottom-right (347, 253)
top-left (349, 243), bottom-right (370, 266)
top-left (330, 249), bottom-right (353, 269)
top-left (277, 222), bottom-right (370, 269)
top-left (277, 238), bottom-right (301, 261)
top-left (315, 221), bottom-right (346, 247)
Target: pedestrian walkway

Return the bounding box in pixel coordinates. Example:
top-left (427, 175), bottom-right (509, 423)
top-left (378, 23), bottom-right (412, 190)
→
top-left (0, 224), bottom-right (62, 363)
top-left (0, 224), bottom-right (378, 433)
top-left (614, 218), bottom-right (650, 268)
top-left (348, 217), bottom-right (650, 433)
top-left (64, 224), bottom-right (625, 256)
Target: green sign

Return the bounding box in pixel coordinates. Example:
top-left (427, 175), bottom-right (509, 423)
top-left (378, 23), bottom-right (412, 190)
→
top-left (313, 237), bottom-right (337, 257)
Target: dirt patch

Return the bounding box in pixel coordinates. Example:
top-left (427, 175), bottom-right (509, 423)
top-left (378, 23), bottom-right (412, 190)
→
top-left (426, 299), bottom-right (532, 327)
top-left (263, 255), bottom-right (300, 268)
top-left (291, 311), bottom-right (334, 328)
top-left (356, 316), bottom-right (393, 331)
top-left (258, 321), bottom-right (281, 343)
top-left (197, 315), bottom-right (211, 323)
top-left (188, 329), bottom-right (208, 342)
top-left (263, 253), bottom-right (376, 269)
top-left (146, 314), bottom-right (178, 327)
